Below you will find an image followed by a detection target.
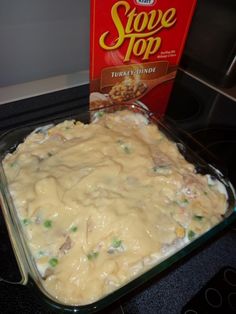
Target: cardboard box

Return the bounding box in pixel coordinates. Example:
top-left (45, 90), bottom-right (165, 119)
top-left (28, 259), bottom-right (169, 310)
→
top-left (90, 0), bottom-right (196, 114)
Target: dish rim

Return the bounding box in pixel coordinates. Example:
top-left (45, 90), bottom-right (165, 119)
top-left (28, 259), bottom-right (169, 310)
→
top-left (0, 102), bottom-right (235, 313)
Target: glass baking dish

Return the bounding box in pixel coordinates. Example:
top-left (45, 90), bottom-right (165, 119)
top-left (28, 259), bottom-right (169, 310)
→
top-left (0, 103), bottom-right (235, 313)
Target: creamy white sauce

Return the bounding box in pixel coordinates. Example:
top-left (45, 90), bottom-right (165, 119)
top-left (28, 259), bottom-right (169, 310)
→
top-left (3, 110), bottom-right (228, 305)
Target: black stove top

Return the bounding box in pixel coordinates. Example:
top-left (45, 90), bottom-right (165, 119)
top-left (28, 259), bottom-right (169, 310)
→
top-left (0, 72), bottom-right (236, 314)
top-left (167, 72), bottom-right (236, 188)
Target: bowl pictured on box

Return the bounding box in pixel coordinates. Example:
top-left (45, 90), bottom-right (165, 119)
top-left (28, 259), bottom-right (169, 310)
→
top-left (0, 103), bottom-right (236, 313)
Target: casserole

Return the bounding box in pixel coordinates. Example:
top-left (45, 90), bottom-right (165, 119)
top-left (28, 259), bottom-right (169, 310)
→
top-left (0, 103), bottom-right (236, 313)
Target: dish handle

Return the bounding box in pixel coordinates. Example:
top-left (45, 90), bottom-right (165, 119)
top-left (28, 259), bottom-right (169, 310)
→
top-left (0, 210), bottom-right (28, 286)
top-left (0, 194), bottom-right (28, 286)
top-left (0, 215), bottom-right (28, 286)
top-left (0, 275), bottom-right (26, 285)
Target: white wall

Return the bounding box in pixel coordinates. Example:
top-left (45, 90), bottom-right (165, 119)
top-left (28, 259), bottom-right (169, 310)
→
top-left (0, 0), bottom-right (90, 87)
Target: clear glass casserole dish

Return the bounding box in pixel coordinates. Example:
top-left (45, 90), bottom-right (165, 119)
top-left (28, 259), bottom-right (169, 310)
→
top-left (0, 103), bottom-right (235, 313)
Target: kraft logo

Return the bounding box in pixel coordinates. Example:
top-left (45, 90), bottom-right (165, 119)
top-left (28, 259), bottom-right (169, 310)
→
top-left (134, 0), bottom-right (157, 6)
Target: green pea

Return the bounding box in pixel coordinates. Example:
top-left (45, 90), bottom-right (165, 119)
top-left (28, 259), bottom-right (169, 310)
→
top-left (87, 251), bottom-right (99, 261)
top-left (153, 165), bottom-right (171, 175)
top-left (44, 220), bottom-right (52, 228)
top-left (22, 218), bottom-right (30, 226)
top-left (70, 226), bottom-right (78, 233)
top-left (10, 161), bottom-right (17, 168)
top-left (123, 146), bottom-right (131, 154)
top-left (112, 238), bottom-right (122, 248)
top-left (97, 111), bottom-right (104, 118)
top-left (49, 258), bottom-right (58, 267)
top-left (188, 230), bottom-right (196, 240)
top-left (193, 215), bottom-right (204, 221)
